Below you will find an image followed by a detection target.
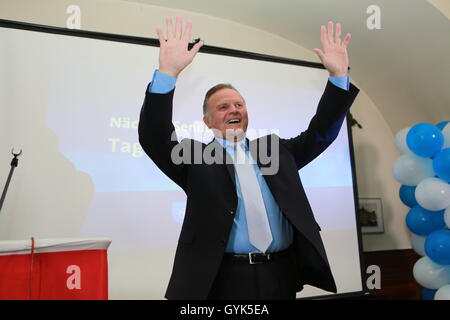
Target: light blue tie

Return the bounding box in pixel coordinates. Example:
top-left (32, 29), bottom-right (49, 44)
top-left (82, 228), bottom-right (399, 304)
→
top-left (233, 142), bottom-right (273, 252)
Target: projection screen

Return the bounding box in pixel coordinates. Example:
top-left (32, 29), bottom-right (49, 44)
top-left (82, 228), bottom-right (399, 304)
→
top-left (0, 20), bottom-right (365, 299)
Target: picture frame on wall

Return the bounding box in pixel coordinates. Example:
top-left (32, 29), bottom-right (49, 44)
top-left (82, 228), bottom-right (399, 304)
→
top-left (358, 198), bottom-right (384, 234)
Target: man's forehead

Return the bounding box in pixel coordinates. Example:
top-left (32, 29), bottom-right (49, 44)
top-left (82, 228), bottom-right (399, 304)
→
top-left (209, 88), bottom-right (244, 103)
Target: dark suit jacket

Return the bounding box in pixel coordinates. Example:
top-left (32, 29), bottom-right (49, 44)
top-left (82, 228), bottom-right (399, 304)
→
top-left (139, 81), bottom-right (359, 299)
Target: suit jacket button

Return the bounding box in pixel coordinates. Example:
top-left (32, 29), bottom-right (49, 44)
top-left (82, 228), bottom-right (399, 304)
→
top-left (229, 209), bottom-right (235, 215)
top-left (222, 239), bottom-right (227, 245)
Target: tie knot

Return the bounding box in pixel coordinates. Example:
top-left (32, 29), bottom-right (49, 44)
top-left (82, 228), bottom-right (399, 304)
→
top-left (225, 143), bottom-right (237, 154)
top-left (226, 140), bottom-right (245, 151)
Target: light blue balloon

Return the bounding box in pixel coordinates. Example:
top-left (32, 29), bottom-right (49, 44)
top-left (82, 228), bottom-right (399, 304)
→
top-left (399, 185), bottom-right (418, 207)
top-left (425, 229), bottom-right (450, 265)
top-left (433, 148), bottom-right (450, 182)
top-left (436, 121), bottom-right (449, 131)
top-left (392, 154), bottom-right (434, 186)
top-left (407, 123), bottom-right (444, 158)
top-left (406, 205), bottom-right (445, 236)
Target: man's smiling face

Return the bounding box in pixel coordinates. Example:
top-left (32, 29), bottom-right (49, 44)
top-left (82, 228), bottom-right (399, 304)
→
top-left (203, 88), bottom-right (249, 141)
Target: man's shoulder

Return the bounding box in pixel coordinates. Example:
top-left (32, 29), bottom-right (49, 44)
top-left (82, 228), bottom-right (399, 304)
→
top-left (251, 133), bottom-right (283, 146)
top-left (252, 133), bottom-right (280, 141)
top-left (179, 138), bottom-right (207, 146)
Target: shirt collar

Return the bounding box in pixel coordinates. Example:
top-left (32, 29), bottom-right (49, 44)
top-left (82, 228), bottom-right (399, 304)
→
top-left (215, 136), bottom-right (247, 151)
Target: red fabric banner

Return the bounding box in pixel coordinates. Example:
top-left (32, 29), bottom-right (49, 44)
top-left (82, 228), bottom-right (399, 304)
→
top-left (0, 246), bottom-right (109, 300)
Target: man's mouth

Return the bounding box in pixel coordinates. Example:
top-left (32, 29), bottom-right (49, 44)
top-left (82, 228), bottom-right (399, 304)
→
top-left (226, 119), bottom-right (241, 124)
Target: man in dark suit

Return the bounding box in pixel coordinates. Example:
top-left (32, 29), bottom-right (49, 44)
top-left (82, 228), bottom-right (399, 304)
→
top-left (139, 17), bottom-right (359, 300)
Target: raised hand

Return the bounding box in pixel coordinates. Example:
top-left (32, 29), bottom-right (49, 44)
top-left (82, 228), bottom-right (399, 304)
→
top-left (313, 21), bottom-right (351, 77)
top-left (156, 16), bottom-right (203, 78)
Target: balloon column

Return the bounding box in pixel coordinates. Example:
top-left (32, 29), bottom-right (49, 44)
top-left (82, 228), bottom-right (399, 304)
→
top-left (393, 121), bottom-right (450, 300)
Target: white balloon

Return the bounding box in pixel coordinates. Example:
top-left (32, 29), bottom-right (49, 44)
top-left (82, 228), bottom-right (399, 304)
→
top-left (435, 284), bottom-right (450, 300)
top-left (411, 233), bottom-right (426, 256)
top-left (415, 177), bottom-right (450, 211)
top-left (395, 127), bottom-right (412, 154)
top-left (445, 206), bottom-right (450, 229)
top-left (413, 256), bottom-right (450, 289)
top-left (392, 154), bottom-right (434, 186)
top-left (442, 123), bottom-right (450, 149)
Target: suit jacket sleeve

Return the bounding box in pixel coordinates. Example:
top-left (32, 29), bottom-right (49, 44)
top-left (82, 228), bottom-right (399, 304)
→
top-left (281, 80), bottom-right (359, 170)
top-left (138, 86), bottom-right (188, 191)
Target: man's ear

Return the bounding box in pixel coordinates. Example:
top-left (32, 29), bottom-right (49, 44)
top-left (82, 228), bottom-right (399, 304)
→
top-left (203, 114), bottom-right (211, 128)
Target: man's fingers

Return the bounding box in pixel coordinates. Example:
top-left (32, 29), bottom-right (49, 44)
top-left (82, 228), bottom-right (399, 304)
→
top-left (320, 25), bottom-right (328, 48)
top-left (327, 21), bottom-right (333, 44)
top-left (342, 33), bottom-right (351, 48)
top-left (166, 17), bottom-right (175, 39)
top-left (175, 16), bottom-right (183, 39)
top-left (313, 48), bottom-right (325, 63)
top-left (335, 23), bottom-right (342, 45)
top-left (182, 21), bottom-right (192, 42)
top-left (156, 27), bottom-right (165, 46)
top-left (189, 41), bottom-right (204, 57)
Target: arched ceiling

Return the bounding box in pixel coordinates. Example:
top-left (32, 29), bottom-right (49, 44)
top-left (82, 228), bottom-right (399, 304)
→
top-left (120, 0), bottom-right (450, 134)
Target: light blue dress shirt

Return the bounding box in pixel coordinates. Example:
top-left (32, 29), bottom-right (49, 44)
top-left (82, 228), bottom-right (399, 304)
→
top-left (148, 69), bottom-right (349, 253)
top-left (215, 137), bottom-right (294, 253)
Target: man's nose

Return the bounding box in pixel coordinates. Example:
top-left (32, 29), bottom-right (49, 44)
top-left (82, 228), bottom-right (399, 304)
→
top-left (229, 105), bottom-right (239, 113)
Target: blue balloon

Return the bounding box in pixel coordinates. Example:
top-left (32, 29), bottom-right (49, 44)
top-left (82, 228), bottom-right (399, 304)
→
top-left (407, 123), bottom-right (444, 158)
top-left (425, 229), bottom-right (450, 265)
top-left (433, 148), bottom-right (450, 182)
top-left (405, 205), bottom-right (445, 236)
top-left (436, 121), bottom-right (449, 131)
top-left (422, 287), bottom-right (437, 300)
top-left (399, 185), bottom-right (418, 207)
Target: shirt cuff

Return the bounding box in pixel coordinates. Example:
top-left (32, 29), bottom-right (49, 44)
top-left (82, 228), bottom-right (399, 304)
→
top-left (148, 70), bottom-right (177, 94)
top-left (328, 75), bottom-right (350, 91)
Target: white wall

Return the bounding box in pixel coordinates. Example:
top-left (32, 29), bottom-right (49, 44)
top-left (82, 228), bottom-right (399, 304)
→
top-left (351, 91), bottom-right (411, 251)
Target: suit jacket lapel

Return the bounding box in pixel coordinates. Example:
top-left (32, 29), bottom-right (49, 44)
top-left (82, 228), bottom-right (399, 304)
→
top-left (210, 135), bottom-right (276, 192)
top-left (249, 136), bottom-right (273, 170)
top-left (209, 139), bottom-right (236, 186)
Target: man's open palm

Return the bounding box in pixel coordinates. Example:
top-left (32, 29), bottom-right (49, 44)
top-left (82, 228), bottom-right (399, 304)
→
top-left (156, 16), bottom-right (203, 78)
top-left (313, 21), bottom-right (351, 77)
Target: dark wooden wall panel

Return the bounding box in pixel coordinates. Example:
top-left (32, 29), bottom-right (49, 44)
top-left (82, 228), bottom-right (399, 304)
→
top-left (363, 249), bottom-right (422, 300)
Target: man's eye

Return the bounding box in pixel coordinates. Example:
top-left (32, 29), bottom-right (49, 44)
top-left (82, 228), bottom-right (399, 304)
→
top-left (218, 105), bottom-right (226, 110)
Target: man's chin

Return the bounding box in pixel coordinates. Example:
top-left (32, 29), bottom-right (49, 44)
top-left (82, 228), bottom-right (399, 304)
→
top-left (224, 128), bottom-right (246, 142)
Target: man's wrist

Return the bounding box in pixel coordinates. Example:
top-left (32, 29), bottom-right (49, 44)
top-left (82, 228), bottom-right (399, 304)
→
top-left (149, 70), bottom-right (177, 94)
top-left (158, 68), bottom-right (179, 78)
top-left (329, 71), bottom-right (348, 77)
top-left (328, 74), bottom-right (349, 91)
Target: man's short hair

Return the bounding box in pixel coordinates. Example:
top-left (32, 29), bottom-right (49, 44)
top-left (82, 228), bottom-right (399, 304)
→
top-left (202, 83), bottom-right (240, 115)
